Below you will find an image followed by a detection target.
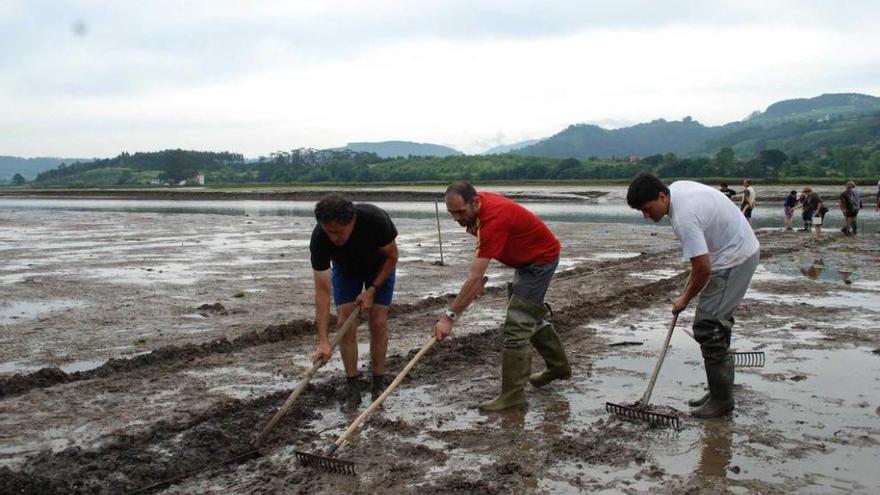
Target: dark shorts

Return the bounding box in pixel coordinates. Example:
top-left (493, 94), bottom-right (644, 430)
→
top-left (742, 207), bottom-right (753, 219)
top-left (331, 267), bottom-right (395, 306)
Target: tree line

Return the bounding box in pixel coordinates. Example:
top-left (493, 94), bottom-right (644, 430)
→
top-left (22, 142), bottom-right (880, 187)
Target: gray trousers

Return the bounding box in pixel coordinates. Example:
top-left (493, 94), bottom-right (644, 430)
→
top-left (504, 258), bottom-right (558, 348)
top-left (511, 258), bottom-right (559, 306)
top-left (692, 250), bottom-right (760, 364)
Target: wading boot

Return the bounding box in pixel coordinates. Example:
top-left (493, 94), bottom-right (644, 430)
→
top-left (371, 373), bottom-right (386, 401)
top-left (343, 376), bottom-right (362, 410)
top-left (692, 356), bottom-right (735, 418)
top-left (687, 391), bottom-right (710, 407)
top-left (478, 346), bottom-right (531, 411)
top-left (529, 322), bottom-right (571, 388)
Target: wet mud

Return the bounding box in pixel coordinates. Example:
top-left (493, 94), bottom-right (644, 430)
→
top-left (1, 198), bottom-right (879, 494)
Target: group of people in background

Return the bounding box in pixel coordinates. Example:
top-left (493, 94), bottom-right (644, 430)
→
top-left (719, 179), bottom-right (876, 238)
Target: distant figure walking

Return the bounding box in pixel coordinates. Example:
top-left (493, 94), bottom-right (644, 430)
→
top-left (783, 190), bottom-right (797, 230)
top-left (839, 183), bottom-right (857, 236)
top-left (740, 179), bottom-right (756, 225)
top-left (847, 181), bottom-right (861, 235)
top-left (802, 187), bottom-right (825, 238)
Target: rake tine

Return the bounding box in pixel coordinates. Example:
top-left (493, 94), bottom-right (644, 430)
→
top-left (732, 351), bottom-right (765, 367)
top-left (605, 402), bottom-right (681, 430)
top-left (295, 450), bottom-right (357, 475)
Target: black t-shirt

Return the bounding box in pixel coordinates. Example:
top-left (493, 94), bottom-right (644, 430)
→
top-left (309, 204), bottom-right (397, 277)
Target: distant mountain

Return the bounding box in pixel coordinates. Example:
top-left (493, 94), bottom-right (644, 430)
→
top-left (516, 117), bottom-right (720, 158)
top-left (0, 156), bottom-right (88, 180)
top-left (485, 139), bottom-right (541, 154)
top-left (343, 141), bottom-right (462, 158)
top-left (514, 93), bottom-right (879, 159)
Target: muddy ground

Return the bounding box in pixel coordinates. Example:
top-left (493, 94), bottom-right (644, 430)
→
top-left (1, 189), bottom-right (879, 494)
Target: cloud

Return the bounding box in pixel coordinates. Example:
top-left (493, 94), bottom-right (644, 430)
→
top-left (0, 1), bottom-right (879, 156)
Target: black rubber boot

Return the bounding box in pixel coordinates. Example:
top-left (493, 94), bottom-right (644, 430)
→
top-left (687, 391), bottom-right (710, 407)
top-left (371, 374), bottom-right (386, 401)
top-left (529, 322), bottom-right (571, 388)
top-left (343, 376), bottom-right (362, 410)
top-left (478, 346), bottom-right (531, 411)
top-left (692, 356), bottom-right (735, 418)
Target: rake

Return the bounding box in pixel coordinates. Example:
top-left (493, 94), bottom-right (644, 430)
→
top-left (606, 313), bottom-right (681, 430)
top-left (253, 305), bottom-right (362, 449)
top-left (295, 335), bottom-right (439, 475)
top-left (295, 276), bottom-right (490, 474)
top-left (681, 328), bottom-right (766, 367)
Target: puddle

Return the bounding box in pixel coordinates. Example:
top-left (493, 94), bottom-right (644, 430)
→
top-left (61, 359), bottom-right (108, 374)
top-left (0, 361), bottom-right (42, 374)
top-left (0, 299), bottom-right (84, 324)
top-left (182, 366), bottom-right (295, 400)
top-left (748, 290), bottom-right (880, 311)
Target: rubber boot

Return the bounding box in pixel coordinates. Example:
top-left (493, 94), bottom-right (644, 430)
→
top-left (343, 376), bottom-right (362, 410)
top-left (478, 347), bottom-right (531, 411)
top-left (692, 356), bottom-right (735, 418)
top-left (529, 322), bottom-right (571, 387)
top-left (371, 373), bottom-right (386, 401)
top-left (687, 391), bottom-right (710, 407)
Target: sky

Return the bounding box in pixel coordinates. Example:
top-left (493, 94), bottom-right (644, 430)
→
top-left (2, 0), bottom-right (879, 158)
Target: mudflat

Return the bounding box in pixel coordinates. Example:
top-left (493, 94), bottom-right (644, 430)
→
top-left (1, 191), bottom-right (878, 494)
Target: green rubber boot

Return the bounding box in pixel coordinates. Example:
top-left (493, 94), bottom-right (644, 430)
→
top-left (529, 322), bottom-right (571, 387)
top-left (478, 346), bottom-right (532, 411)
top-left (692, 355), bottom-right (735, 418)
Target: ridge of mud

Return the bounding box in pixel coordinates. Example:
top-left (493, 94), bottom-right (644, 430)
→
top-left (0, 377), bottom-right (348, 495)
top-left (0, 319), bottom-right (313, 399)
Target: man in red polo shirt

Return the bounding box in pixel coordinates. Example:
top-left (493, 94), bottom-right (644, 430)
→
top-left (434, 181), bottom-right (571, 411)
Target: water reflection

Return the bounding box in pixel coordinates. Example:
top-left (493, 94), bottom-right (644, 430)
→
top-left (696, 420), bottom-right (733, 484)
top-left (799, 259), bottom-right (825, 280)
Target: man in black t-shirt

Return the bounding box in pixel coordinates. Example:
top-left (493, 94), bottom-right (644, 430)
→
top-left (309, 193), bottom-right (399, 408)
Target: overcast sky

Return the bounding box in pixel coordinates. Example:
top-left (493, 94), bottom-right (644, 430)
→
top-left (2, 0), bottom-right (879, 158)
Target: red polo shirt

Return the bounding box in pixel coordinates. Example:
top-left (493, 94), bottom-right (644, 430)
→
top-left (472, 191), bottom-right (561, 267)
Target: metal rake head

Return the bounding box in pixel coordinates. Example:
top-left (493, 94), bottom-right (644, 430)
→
top-left (295, 450), bottom-right (357, 475)
top-left (605, 402), bottom-right (681, 430)
top-left (732, 351), bottom-right (765, 367)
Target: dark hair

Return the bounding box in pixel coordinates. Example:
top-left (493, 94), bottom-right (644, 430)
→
top-left (720, 183), bottom-right (728, 188)
top-left (626, 172), bottom-right (669, 209)
top-left (790, 190), bottom-right (797, 195)
top-left (314, 193), bottom-right (356, 224)
top-left (445, 180), bottom-right (478, 203)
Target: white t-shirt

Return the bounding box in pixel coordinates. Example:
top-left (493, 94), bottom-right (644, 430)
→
top-left (668, 181), bottom-right (760, 270)
top-left (743, 186), bottom-right (756, 208)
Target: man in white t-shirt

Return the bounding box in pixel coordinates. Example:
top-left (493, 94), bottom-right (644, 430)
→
top-left (627, 173), bottom-right (760, 418)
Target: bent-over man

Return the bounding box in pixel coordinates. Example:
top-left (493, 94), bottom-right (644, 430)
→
top-left (309, 193), bottom-right (399, 408)
top-left (433, 181), bottom-right (570, 411)
top-left (627, 173), bottom-right (760, 418)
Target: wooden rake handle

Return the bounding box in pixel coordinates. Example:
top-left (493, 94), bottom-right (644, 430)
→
top-left (639, 312), bottom-right (679, 409)
top-left (254, 305), bottom-right (362, 448)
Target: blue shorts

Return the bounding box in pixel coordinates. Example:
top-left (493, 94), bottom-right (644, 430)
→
top-left (331, 266), bottom-right (395, 306)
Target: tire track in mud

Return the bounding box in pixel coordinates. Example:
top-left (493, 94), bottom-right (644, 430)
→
top-left (0, 232), bottom-right (837, 493)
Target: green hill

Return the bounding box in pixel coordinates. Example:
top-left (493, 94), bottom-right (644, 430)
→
top-left (514, 93), bottom-right (880, 159)
top-left (343, 141), bottom-right (462, 158)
